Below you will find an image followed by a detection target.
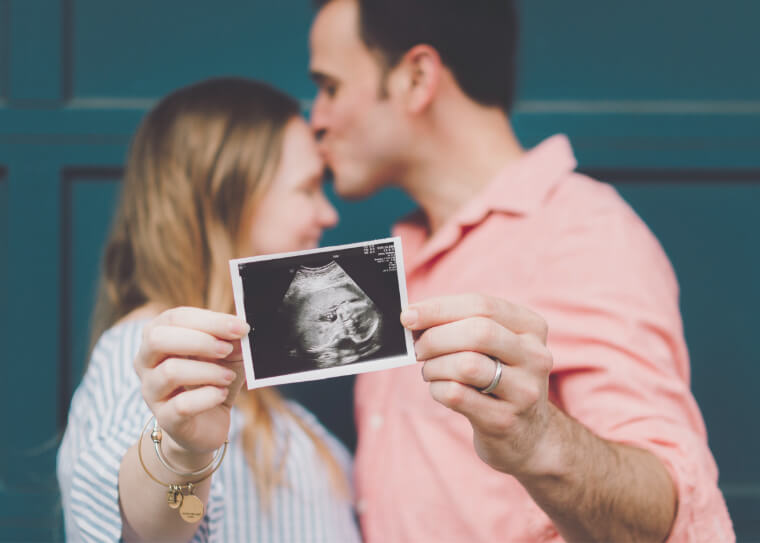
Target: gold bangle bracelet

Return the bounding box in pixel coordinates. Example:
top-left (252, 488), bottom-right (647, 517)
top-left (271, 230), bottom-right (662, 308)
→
top-left (150, 417), bottom-right (226, 477)
top-left (137, 416), bottom-right (229, 523)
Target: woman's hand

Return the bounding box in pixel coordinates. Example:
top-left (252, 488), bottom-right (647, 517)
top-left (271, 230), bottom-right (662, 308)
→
top-left (134, 307), bottom-right (249, 470)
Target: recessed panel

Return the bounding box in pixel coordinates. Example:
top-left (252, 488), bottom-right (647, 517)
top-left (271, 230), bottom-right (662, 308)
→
top-left (613, 180), bottom-right (760, 488)
top-left (72, 0), bottom-right (316, 100)
top-left (0, 169), bottom-right (6, 343)
top-left (517, 1), bottom-right (760, 102)
top-left (67, 176), bottom-right (121, 396)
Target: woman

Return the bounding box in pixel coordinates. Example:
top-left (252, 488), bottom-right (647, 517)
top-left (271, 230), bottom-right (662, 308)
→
top-left (57, 77), bottom-right (360, 542)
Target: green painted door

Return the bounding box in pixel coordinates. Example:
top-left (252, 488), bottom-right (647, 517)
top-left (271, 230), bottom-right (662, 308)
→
top-left (1, 1), bottom-right (758, 540)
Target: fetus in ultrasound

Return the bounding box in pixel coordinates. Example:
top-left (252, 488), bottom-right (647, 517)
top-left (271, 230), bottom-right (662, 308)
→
top-left (279, 261), bottom-right (382, 368)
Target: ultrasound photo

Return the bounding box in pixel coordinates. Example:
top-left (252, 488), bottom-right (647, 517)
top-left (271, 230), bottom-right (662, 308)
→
top-left (230, 238), bottom-right (415, 389)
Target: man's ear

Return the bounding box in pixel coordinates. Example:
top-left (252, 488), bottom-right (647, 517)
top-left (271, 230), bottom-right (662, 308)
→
top-left (392, 44), bottom-right (442, 114)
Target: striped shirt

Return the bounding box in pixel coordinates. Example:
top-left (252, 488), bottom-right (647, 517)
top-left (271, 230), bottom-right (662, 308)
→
top-left (57, 319), bottom-right (361, 542)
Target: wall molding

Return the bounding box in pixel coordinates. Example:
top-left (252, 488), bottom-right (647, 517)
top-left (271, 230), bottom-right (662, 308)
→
top-left (0, 0), bottom-right (9, 101)
top-left (58, 166), bottom-right (123, 430)
top-left (62, 0), bottom-right (73, 101)
top-left (514, 99), bottom-right (760, 115)
top-left (582, 168), bottom-right (760, 184)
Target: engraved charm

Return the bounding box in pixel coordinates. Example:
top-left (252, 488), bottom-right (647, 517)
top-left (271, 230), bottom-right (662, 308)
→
top-left (167, 485), bottom-right (183, 509)
top-left (179, 494), bottom-right (204, 523)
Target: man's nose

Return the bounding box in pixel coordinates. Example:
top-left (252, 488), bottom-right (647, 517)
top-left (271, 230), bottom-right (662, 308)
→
top-left (309, 94), bottom-right (329, 139)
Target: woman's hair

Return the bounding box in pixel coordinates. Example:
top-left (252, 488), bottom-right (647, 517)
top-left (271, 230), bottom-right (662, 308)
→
top-left (90, 77), bottom-right (345, 501)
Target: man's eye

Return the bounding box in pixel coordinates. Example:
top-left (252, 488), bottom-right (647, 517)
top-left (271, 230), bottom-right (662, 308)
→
top-left (323, 85), bottom-right (337, 98)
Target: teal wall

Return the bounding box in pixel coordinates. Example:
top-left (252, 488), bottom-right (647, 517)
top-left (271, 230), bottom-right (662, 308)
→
top-left (1, 0), bottom-right (758, 540)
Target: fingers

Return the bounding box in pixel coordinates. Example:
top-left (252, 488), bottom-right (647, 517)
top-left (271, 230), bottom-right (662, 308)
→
top-left (413, 316), bottom-right (531, 367)
top-left (154, 307), bottom-right (250, 340)
top-left (426, 380), bottom-right (516, 436)
top-left (142, 358), bottom-right (237, 402)
top-left (421, 353), bottom-right (543, 407)
top-left (401, 294), bottom-right (548, 343)
top-left (136, 307), bottom-right (249, 369)
top-left (154, 386), bottom-right (231, 427)
top-left (421, 351), bottom-right (501, 390)
top-left (224, 339), bottom-right (244, 362)
top-left (137, 323), bottom-right (243, 370)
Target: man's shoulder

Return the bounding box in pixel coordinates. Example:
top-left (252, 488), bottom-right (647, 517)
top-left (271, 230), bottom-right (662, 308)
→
top-left (550, 171), bottom-right (631, 215)
top-left (539, 171), bottom-right (678, 294)
top-left (544, 171), bottom-right (652, 240)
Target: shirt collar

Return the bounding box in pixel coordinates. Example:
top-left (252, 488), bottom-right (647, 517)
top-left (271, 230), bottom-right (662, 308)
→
top-left (394, 134), bottom-right (578, 271)
top-left (457, 133), bottom-right (578, 224)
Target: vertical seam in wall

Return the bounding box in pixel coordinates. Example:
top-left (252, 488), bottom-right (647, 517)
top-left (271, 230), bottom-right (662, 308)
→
top-left (61, 0), bottom-right (72, 102)
top-left (58, 169), bottom-right (73, 432)
top-left (0, 0), bottom-right (10, 101)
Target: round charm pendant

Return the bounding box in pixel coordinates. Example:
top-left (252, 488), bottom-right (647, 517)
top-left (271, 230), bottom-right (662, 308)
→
top-left (167, 486), bottom-right (183, 509)
top-left (179, 493), bottom-right (204, 523)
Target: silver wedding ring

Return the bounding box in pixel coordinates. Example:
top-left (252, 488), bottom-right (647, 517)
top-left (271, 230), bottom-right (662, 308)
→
top-left (479, 357), bottom-right (503, 394)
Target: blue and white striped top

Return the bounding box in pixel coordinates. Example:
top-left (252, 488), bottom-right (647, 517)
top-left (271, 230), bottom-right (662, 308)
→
top-left (57, 319), bottom-right (361, 542)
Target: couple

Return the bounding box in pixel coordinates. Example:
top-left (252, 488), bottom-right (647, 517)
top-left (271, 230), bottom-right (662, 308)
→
top-left (58, 0), bottom-right (733, 542)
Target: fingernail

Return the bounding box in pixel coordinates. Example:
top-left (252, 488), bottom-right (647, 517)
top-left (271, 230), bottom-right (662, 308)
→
top-left (216, 341), bottom-right (233, 356)
top-left (223, 370), bottom-right (236, 383)
top-left (401, 308), bottom-right (418, 327)
top-left (230, 320), bottom-right (250, 336)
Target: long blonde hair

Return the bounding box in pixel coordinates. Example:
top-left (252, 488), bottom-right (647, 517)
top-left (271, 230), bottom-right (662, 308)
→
top-left (91, 77), bottom-right (345, 501)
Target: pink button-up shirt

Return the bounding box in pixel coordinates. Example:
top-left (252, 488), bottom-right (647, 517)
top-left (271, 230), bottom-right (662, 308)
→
top-left (354, 135), bottom-right (734, 542)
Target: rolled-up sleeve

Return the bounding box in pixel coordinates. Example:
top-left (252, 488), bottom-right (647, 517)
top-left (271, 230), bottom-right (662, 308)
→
top-left (532, 189), bottom-right (734, 542)
top-left (57, 321), bottom-right (226, 543)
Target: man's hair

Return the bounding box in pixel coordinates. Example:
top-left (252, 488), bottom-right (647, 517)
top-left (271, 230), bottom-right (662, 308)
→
top-left (314, 0), bottom-right (519, 113)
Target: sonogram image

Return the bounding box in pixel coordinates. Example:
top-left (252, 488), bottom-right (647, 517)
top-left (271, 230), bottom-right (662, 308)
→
top-left (234, 239), bottom-right (410, 383)
top-left (279, 260), bottom-right (383, 368)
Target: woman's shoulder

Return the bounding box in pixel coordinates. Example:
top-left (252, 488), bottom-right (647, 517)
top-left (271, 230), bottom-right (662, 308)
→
top-left (64, 319), bottom-right (151, 437)
top-left (91, 318), bottom-right (148, 362)
top-left (80, 319), bottom-right (149, 399)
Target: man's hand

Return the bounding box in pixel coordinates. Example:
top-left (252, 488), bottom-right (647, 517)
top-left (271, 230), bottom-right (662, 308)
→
top-left (401, 293), bottom-right (678, 542)
top-left (401, 293), bottom-right (557, 477)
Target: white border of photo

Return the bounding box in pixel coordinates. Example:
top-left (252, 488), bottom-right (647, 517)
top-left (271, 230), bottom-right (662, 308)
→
top-left (229, 236), bottom-right (416, 389)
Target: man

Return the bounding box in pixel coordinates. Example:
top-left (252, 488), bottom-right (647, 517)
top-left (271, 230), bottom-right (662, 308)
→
top-left (308, 0), bottom-right (734, 541)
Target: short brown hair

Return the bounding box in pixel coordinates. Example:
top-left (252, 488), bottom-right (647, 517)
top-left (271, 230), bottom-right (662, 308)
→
top-left (314, 0), bottom-right (519, 113)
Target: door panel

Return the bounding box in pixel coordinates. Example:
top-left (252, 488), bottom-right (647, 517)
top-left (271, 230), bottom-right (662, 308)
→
top-left (72, 0), bottom-right (316, 100)
top-left (1, 0), bottom-right (757, 540)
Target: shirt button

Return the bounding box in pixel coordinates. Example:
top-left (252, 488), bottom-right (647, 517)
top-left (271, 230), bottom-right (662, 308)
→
top-left (369, 414), bottom-right (384, 429)
top-left (356, 499), bottom-right (367, 514)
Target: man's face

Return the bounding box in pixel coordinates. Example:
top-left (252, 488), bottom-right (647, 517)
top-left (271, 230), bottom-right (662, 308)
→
top-left (309, 0), bottom-right (406, 199)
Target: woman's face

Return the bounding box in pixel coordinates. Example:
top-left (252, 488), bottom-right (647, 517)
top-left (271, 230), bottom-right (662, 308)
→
top-left (245, 117), bottom-right (339, 255)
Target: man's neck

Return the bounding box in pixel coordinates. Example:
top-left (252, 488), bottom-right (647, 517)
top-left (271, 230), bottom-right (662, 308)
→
top-left (401, 107), bottom-right (524, 237)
